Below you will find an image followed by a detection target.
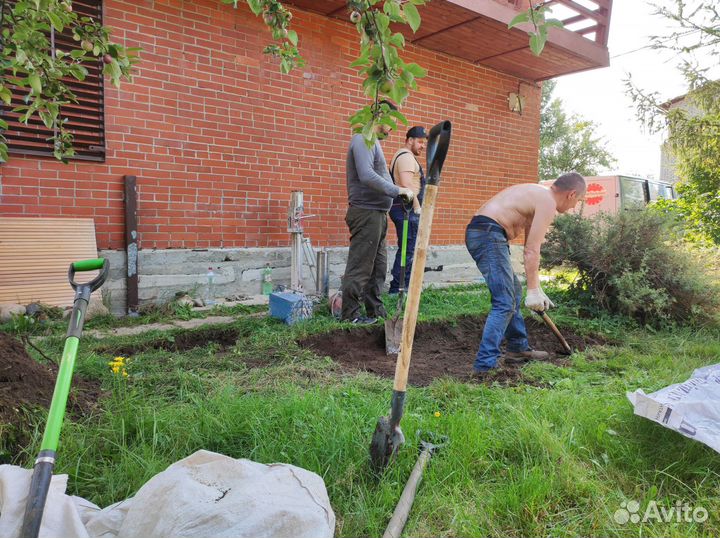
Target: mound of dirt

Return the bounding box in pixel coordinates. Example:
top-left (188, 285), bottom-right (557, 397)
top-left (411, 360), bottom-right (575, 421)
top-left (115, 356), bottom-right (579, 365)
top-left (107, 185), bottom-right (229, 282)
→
top-left (299, 315), bottom-right (606, 387)
top-left (0, 332), bottom-right (102, 458)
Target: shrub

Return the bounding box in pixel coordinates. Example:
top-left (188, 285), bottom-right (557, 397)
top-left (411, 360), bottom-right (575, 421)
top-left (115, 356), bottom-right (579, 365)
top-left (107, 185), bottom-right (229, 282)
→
top-left (541, 210), bottom-right (720, 326)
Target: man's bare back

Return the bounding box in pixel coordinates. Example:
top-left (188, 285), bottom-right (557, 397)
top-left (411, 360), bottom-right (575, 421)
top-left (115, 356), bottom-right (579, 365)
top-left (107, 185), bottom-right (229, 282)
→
top-left (476, 183), bottom-right (556, 241)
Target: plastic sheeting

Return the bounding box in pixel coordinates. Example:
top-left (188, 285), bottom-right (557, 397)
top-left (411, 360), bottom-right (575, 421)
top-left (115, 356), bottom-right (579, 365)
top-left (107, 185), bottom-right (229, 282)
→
top-left (0, 450), bottom-right (335, 538)
top-left (627, 363), bottom-right (720, 454)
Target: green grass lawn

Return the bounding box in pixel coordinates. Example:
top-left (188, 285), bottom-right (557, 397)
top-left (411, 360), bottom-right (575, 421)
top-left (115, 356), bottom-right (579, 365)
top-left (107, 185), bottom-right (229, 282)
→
top-left (7, 285), bottom-right (720, 537)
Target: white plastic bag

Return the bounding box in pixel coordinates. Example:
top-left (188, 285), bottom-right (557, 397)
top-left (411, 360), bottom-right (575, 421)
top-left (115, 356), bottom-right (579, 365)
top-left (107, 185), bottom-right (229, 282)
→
top-left (0, 465), bottom-right (92, 538)
top-left (115, 450), bottom-right (335, 538)
top-left (0, 450), bottom-right (335, 538)
top-left (627, 363), bottom-right (720, 453)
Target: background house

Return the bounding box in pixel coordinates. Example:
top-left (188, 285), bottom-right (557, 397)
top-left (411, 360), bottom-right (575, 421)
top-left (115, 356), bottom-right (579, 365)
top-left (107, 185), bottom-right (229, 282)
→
top-left (0, 0), bottom-right (613, 314)
top-left (659, 93), bottom-right (694, 184)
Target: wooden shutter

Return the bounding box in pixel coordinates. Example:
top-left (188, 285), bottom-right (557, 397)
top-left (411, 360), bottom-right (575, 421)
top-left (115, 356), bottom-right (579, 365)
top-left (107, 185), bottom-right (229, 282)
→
top-left (1, 0), bottom-right (105, 161)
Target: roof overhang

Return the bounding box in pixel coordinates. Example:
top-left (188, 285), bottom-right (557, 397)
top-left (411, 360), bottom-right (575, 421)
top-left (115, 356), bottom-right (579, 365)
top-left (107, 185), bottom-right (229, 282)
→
top-left (285, 0), bottom-right (611, 82)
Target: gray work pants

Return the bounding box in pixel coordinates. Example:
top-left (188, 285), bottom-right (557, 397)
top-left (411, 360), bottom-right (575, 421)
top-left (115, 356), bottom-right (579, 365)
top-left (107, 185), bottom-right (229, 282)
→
top-left (341, 206), bottom-right (388, 320)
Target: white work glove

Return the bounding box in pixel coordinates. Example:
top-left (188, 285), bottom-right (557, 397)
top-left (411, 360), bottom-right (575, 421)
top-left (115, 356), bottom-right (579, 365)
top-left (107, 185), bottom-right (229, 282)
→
top-left (413, 206), bottom-right (421, 216)
top-left (397, 187), bottom-right (414, 203)
top-left (525, 287), bottom-right (555, 312)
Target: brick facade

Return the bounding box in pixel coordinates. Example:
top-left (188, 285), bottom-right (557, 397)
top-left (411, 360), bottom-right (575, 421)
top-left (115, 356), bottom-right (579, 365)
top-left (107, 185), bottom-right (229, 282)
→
top-left (0, 0), bottom-right (540, 251)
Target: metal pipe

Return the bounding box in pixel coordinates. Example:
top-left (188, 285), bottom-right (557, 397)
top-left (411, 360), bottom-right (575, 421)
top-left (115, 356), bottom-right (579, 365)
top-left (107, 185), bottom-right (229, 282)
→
top-left (316, 249), bottom-right (329, 297)
top-left (288, 191), bottom-right (304, 292)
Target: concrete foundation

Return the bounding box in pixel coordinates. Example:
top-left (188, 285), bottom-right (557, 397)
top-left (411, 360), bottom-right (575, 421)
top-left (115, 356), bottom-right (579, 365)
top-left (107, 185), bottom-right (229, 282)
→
top-left (100, 244), bottom-right (524, 316)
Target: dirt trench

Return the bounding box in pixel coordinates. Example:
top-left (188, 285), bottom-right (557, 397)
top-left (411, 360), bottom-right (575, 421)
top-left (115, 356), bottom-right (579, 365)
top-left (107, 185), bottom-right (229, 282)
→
top-left (0, 332), bottom-right (101, 460)
top-left (299, 314), bottom-right (606, 386)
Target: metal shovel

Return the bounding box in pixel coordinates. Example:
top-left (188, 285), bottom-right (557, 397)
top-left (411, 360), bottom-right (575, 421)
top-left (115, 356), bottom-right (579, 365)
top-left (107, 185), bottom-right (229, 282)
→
top-left (370, 120), bottom-right (452, 471)
top-left (385, 203), bottom-right (411, 355)
top-left (20, 258), bottom-right (109, 538)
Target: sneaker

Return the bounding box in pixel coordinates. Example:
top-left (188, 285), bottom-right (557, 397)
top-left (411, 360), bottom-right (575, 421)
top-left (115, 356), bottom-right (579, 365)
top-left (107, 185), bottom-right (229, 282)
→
top-left (348, 316), bottom-right (377, 325)
top-left (504, 349), bottom-right (550, 363)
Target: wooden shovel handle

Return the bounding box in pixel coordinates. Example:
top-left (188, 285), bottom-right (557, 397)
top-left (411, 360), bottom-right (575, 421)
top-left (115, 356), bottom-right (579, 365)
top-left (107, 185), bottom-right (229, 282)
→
top-left (393, 184), bottom-right (438, 391)
top-left (540, 311), bottom-right (572, 354)
top-left (382, 448), bottom-right (432, 538)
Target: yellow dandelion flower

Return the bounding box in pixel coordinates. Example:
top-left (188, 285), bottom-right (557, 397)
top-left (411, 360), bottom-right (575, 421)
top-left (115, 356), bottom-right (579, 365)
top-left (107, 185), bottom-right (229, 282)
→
top-left (122, 370), bottom-right (128, 377)
top-left (114, 356), bottom-right (126, 364)
top-left (112, 365), bottom-right (120, 374)
top-left (434, 411), bottom-right (441, 418)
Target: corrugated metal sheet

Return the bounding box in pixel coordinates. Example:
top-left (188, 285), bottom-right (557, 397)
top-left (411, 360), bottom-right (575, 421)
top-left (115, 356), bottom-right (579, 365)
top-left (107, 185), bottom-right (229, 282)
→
top-left (0, 218), bottom-right (98, 308)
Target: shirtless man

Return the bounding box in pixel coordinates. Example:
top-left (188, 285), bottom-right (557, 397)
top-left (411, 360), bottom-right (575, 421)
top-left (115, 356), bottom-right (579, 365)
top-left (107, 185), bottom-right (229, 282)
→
top-left (465, 172), bottom-right (586, 373)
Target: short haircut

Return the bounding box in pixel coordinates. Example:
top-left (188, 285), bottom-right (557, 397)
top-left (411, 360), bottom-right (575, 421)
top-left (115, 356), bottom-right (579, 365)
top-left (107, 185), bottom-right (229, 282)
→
top-left (378, 99), bottom-right (398, 111)
top-left (553, 172), bottom-right (586, 192)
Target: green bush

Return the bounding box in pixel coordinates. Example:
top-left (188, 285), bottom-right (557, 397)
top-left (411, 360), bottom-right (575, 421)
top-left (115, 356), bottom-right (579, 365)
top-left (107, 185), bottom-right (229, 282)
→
top-left (541, 210), bottom-right (720, 326)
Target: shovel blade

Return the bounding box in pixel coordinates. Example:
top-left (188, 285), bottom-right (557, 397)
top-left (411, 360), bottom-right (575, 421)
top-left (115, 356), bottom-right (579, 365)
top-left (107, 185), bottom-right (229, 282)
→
top-left (369, 416), bottom-right (405, 470)
top-left (384, 317), bottom-right (402, 355)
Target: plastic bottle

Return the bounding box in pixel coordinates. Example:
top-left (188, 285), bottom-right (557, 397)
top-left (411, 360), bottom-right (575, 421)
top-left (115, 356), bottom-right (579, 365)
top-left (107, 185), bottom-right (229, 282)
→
top-left (261, 263), bottom-right (273, 295)
top-left (206, 267), bottom-right (216, 305)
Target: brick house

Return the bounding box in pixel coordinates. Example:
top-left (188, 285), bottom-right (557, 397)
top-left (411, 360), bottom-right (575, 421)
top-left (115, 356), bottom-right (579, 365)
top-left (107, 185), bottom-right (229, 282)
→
top-left (0, 0), bottom-right (612, 313)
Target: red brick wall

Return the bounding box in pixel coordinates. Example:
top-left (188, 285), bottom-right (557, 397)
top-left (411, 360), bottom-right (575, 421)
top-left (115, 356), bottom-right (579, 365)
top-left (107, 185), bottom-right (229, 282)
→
top-left (0, 0), bottom-right (540, 250)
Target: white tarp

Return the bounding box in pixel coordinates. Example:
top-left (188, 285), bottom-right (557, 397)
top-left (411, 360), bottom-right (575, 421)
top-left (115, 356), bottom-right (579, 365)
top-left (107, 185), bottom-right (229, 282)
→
top-left (0, 450), bottom-right (335, 538)
top-left (627, 363), bottom-right (720, 454)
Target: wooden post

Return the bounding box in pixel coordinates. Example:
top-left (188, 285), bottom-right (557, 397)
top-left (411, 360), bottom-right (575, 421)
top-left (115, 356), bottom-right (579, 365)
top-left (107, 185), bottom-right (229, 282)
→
top-left (124, 175), bottom-right (139, 316)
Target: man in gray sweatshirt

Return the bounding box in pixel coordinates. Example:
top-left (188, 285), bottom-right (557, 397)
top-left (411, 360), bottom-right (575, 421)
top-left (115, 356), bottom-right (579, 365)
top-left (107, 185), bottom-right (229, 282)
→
top-left (341, 103), bottom-right (414, 324)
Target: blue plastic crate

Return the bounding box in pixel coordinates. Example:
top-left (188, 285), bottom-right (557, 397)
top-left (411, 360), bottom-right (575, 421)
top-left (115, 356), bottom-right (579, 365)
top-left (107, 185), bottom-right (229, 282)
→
top-left (269, 291), bottom-right (312, 324)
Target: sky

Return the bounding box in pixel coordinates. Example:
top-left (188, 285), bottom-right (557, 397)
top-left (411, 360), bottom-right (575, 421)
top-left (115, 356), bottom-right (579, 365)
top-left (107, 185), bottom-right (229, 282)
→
top-left (549, 0), bottom-right (712, 180)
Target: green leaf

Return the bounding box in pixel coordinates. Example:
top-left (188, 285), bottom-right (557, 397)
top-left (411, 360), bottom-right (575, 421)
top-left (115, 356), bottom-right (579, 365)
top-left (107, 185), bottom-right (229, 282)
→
top-left (544, 18), bottom-right (565, 29)
top-left (28, 73), bottom-right (42, 95)
top-left (379, 114), bottom-right (398, 130)
top-left (384, 0), bottom-right (402, 20)
top-left (529, 33), bottom-right (546, 56)
top-left (0, 118), bottom-right (7, 130)
top-left (389, 82), bottom-right (408, 104)
top-left (508, 11), bottom-right (530, 29)
top-left (70, 49), bottom-right (85, 59)
top-left (375, 12), bottom-right (390, 33)
top-left (0, 142), bottom-right (8, 163)
top-left (350, 54), bottom-right (370, 67)
top-left (47, 11), bottom-right (64, 32)
top-left (400, 69), bottom-right (414, 85)
top-left (103, 59), bottom-right (122, 86)
top-left (0, 87), bottom-right (11, 105)
top-left (39, 110), bottom-right (54, 129)
top-left (361, 121), bottom-right (375, 142)
top-left (69, 65), bottom-right (88, 81)
top-left (403, 3), bottom-right (421, 33)
top-left (388, 32), bottom-right (405, 47)
top-left (287, 30), bottom-right (298, 46)
top-left (246, 0), bottom-right (263, 15)
top-left (404, 62), bottom-right (427, 78)
top-left (388, 109), bottom-right (408, 125)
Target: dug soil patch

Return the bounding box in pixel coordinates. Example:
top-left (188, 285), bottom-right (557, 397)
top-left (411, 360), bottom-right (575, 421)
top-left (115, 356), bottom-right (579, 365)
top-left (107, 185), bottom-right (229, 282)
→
top-left (97, 325), bottom-right (244, 357)
top-left (299, 315), bottom-right (606, 387)
top-left (0, 332), bottom-right (101, 459)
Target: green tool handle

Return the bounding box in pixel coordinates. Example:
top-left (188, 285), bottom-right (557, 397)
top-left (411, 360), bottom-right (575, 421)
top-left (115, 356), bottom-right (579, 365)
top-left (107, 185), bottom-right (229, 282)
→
top-left (68, 258), bottom-right (108, 293)
top-left (40, 338), bottom-right (80, 451)
top-left (398, 205), bottom-right (410, 291)
top-left (21, 258), bottom-right (109, 538)
top-left (72, 258), bottom-right (105, 271)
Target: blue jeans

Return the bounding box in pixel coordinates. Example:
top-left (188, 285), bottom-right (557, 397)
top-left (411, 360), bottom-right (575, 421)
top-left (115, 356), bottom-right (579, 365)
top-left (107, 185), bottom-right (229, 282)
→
top-left (465, 224), bottom-right (530, 371)
top-left (388, 205), bottom-right (419, 293)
